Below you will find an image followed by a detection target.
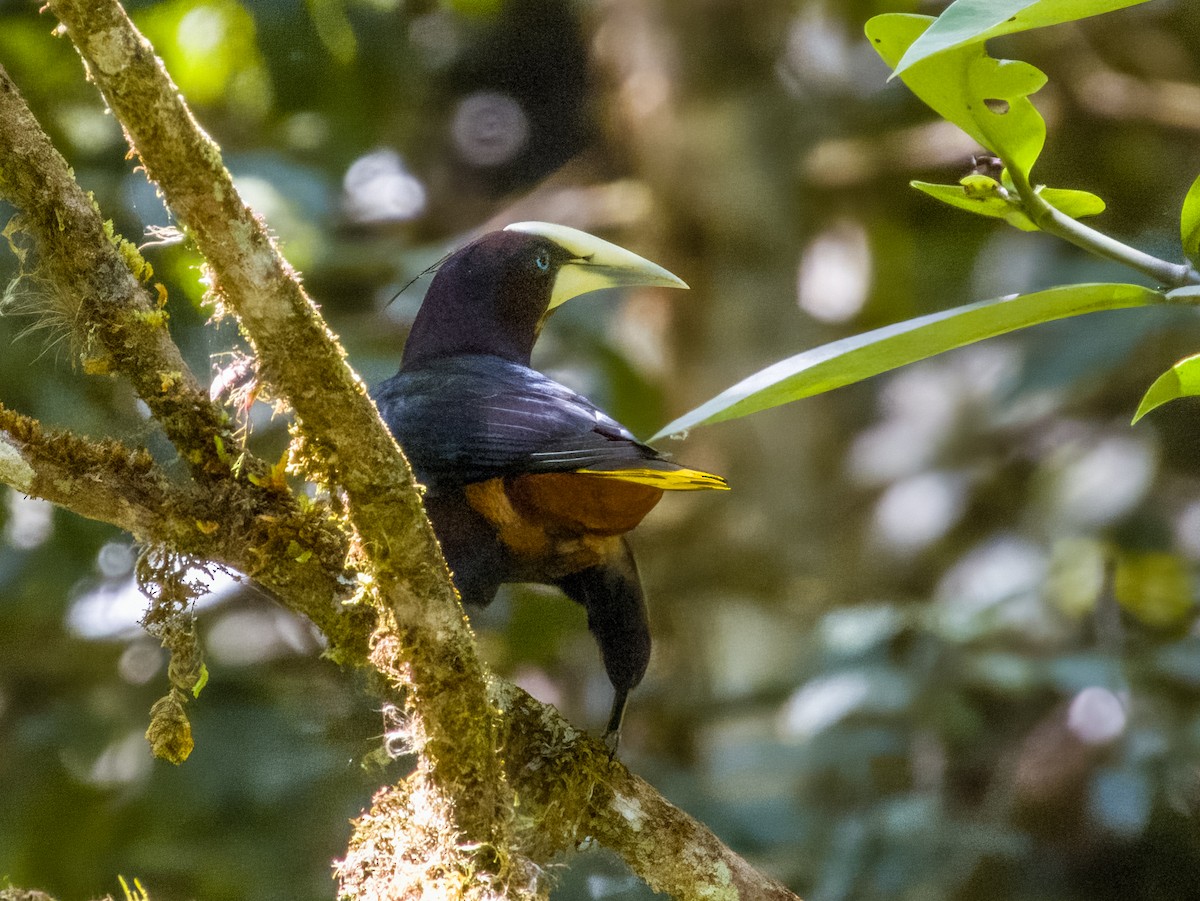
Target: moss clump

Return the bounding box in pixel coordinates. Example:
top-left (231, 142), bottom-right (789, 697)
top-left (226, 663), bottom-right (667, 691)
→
top-left (145, 688), bottom-right (194, 765)
top-left (102, 215), bottom-right (153, 283)
top-left (136, 548), bottom-right (209, 764)
top-left (336, 774), bottom-right (546, 901)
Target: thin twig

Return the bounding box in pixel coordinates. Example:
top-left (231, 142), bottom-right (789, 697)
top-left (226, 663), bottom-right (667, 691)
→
top-left (1006, 165), bottom-right (1200, 288)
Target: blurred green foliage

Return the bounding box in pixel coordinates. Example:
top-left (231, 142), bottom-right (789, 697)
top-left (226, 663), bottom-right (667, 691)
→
top-left (4, 1), bottom-right (1200, 900)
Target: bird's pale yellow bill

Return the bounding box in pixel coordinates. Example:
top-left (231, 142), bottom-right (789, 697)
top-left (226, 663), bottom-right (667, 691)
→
top-left (505, 221), bottom-right (688, 310)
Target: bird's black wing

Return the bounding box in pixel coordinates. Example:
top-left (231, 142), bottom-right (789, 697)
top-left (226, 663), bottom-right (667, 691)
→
top-left (372, 355), bottom-right (670, 489)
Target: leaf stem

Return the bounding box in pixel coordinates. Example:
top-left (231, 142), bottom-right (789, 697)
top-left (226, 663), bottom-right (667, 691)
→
top-left (1007, 166), bottom-right (1200, 288)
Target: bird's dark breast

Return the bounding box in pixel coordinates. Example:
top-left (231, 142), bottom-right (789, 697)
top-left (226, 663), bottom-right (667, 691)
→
top-left (463, 473), bottom-right (663, 579)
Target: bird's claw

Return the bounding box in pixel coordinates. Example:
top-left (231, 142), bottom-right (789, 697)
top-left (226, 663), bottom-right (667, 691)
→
top-left (602, 727), bottom-right (622, 759)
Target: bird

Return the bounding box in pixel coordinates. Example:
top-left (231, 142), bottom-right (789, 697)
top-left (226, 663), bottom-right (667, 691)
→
top-left (372, 221), bottom-right (727, 747)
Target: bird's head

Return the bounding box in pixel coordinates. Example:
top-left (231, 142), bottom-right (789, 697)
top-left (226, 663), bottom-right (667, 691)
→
top-left (400, 222), bottom-right (687, 370)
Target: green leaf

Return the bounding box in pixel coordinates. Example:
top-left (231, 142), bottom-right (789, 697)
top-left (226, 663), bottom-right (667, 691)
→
top-left (1132, 353), bottom-right (1200, 424)
top-left (867, 14), bottom-right (1047, 175)
top-left (652, 284), bottom-right (1164, 440)
top-left (914, 179), bottom-right (1027, 227)
top-left (889, 0), bottom-right (1154, 76)
top-left (1039, 187), bottom-right (1107, 219)
top-left (1181, 172), bottom-right (1200, 266)
top-left (913, 180), bottom-right (1105, 231)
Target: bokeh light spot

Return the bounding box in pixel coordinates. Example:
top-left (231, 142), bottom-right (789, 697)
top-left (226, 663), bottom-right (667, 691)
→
top-left (208, 607), bottom-right (317, 666)
top-left (778, 671), bottom-right (871, 740)
top-left (119, 641), bottom-right (165, 685)
top-left (1067, 686), bottom-right (1127, 745)
top-left (1042, 433), bottom-right (1157, 529)
top-left (797, 219), bottom-right (871, 323)
top-left (342, 149), bottom-right (427, 224)
top-left (935, 535), bottom-right (1048, 639)
top-left (451, 91), bottom-right (529, 168)
top-left (84, 730), bottom-right (152, 788)
top-left (97, 541), bottom-right (136, 579)
top-left (872, 470), bottom-right (968, 555)
top-left (177, 4), bottom-right (226, 55)
top-left (4, 490), bottom-right (52, 550)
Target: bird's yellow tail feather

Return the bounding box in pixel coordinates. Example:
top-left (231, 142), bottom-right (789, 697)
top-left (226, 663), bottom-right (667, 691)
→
top-left (575, 467), bottom-right (729, 491)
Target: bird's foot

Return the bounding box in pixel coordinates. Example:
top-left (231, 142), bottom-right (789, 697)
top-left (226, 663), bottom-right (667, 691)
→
top-left (602, 726), bottom-right (622, 759)
top-left (602, 687), bottom-right (629, 758)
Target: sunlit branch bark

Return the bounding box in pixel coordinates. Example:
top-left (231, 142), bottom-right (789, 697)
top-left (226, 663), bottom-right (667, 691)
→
top-left (494, 687), bottom-right (802, 901)
top-left (338, 681), bottom-right (800, 900)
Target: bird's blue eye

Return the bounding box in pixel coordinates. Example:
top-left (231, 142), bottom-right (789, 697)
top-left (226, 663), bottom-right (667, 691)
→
top-left (534, 250), bottom-right (551, 272)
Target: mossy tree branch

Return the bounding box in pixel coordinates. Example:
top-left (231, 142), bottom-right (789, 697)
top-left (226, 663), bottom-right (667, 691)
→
top-left (0, 62), bottom-right (368, 649)
top-left (0, 401), bottom-right (370, 654)
top-left (0, 403), bottom-right (172, 540)
top-left (0, 6), bottom-right (802, 899)
top-left (0, 64), bottom-right (240, 483)
top-left (491, 687), bottom-right (800, 901)
top-left (46, 0), bottom-right (513, 873)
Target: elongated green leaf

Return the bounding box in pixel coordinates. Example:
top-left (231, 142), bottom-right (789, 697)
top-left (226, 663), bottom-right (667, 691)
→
top-left (1181, 172), bottom-right (1200, 266)
top-left (652, 284), bottom-right (1164, 440)
top-left (867, 14), bottom-right (1046, 175)
top-left (1133, 353), bottom-right (1200, 424)
top-left (913, 180), bottom-right (1105, 231)
top-left (891, 0), bottom-right (1153, 76)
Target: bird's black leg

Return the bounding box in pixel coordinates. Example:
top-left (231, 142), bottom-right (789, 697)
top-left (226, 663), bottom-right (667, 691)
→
top-left (605, 686), bottom-right (631, 747)
top-left (557, 538), bottom-right (651, 753)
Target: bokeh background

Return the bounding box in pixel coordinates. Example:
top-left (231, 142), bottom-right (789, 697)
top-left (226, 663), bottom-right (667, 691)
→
top-left (4, 0), bottom-right (1200, 898)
